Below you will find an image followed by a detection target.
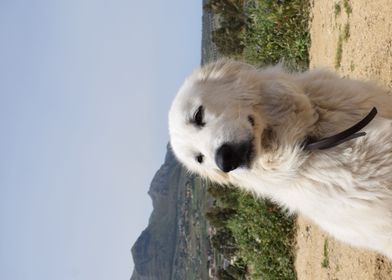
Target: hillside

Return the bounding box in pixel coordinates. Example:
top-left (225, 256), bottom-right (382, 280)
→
top-left (130, 145), bottom-right (181, 280)
top-left (130, 145), bottom-right (212, 280)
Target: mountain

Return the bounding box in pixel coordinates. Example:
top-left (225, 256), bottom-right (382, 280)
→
top-left (130, 142), bottom-right (212, 280)
top-left (130, 145), bottom-right (184, 280)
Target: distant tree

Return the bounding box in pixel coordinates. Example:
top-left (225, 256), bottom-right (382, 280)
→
top-left (226, 259), bottom-right (248, 279)
top-left (217, 268), bottom-right (236, 280)
top-left (204, 0), bottom-right (247, 56)
top-left (206, 207), bottom-right (237, 228)
top-left (211, 228), bottom-right (238, 258)
top-left (204, 0), bottom-right (245, 21)
top-left (212, 28), bottom-right (244, 56)
top-left (207, 184), bottom-right (231, 198)
top-left (215, 258), bottom-right (248, 280)
top-left (207, 184), bottom-right (239, 206)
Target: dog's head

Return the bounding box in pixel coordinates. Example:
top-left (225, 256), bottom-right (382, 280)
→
top-left (169, 59), bottom-right (316, 184)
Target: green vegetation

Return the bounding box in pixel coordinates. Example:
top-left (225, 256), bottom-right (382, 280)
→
top-left (205, 0), bottom-right (310, 70)
top-left (333, 0), bottom-right (352, 69)
top-left (204, 0), bottom-right (247, 57)
top-left (242, 0), bottom-right (310, 69)
top-left (343, 23), bottom-right (350, 41)
top-left (334, 2), bottom-right (341, 17)
top-left (206, 184), bottom-right (297, 280)
top-left (343, 0), bottom-right (352, 15)
top-left (335, 34), bottom-right (343, 69)
top-left (321, 238), bottom-right (330, 268)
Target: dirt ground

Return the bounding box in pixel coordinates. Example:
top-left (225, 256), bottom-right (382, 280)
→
top-left (295, 0), bottom-right (392, 279)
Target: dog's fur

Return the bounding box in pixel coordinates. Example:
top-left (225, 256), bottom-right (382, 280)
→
top-left (168, 59), bottom-right (392, 259)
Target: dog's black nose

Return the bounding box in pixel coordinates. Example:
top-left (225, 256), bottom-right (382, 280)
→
top-left (215, 142), bottom-right (251, 172)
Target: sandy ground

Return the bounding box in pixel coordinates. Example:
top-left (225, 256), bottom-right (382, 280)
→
top-left (295, 0), bottom-right (392, 279)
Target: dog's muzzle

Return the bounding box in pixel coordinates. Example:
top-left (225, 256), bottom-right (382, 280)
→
top-left (215, 141), bottom-right (252, 172)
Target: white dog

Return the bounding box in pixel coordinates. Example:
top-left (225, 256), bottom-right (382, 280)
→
top-left (168, 59), bottom-right (392, 259)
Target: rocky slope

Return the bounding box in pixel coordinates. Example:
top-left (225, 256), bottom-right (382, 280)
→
top-left (130, 145), bottom-right (184, 280)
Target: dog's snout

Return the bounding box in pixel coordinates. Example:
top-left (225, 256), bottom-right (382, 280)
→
top-left (215, 142), bottom-right (252, 172)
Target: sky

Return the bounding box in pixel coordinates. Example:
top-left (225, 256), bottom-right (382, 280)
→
top-left (0, 1), bottom-right (202, 279)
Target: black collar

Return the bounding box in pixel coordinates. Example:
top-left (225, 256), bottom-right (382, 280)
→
top-left (303, 107), bottom-right (378, 150)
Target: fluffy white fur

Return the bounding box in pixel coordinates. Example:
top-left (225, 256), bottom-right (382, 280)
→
top-left (168, 59), bottom-right (392, 259)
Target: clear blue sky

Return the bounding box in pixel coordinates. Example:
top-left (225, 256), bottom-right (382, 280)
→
top-left (0, 1), bottom-right (201, 279)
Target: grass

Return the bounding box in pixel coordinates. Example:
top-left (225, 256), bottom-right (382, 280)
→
top-left (334, 14), bottom-right (351, 69)
top-left (335, 34), bottom-right (343, 69)
top-left (242, 0), bottom-right (310, 70)
top-left (207, 184), bottom-right (297, 280)
top-left (321, 238), bottom-right (330, 268)
top-left (335, 0), bottom-right (351, 17)
top-left (334, 2), bottom-right (341, 17)
top-left (227, 193), bottom-right (297, 279)
top-left (343, 0), bottom-right (352, 15)
top-left (343, 23), bottom-right (350, 41)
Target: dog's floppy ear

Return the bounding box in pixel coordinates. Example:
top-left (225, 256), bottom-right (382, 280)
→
top-left (197, 59), bottom-right (255, 82)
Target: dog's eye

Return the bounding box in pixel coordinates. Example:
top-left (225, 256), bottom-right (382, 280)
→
top-left (196, 154), bottom-right (204, 164)
top-left (193, 106), bottom-right (205, 127)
